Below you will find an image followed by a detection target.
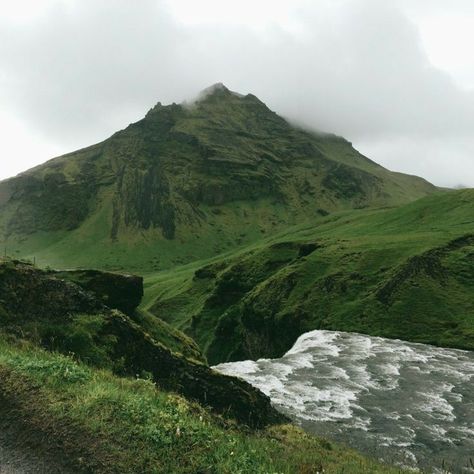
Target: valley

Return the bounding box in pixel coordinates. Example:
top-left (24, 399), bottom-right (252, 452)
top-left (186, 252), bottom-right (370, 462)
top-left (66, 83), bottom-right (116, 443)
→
top-left (0, 85), bottom-right (472, 473)
top-left (143, 189), bottom-right (474, 364)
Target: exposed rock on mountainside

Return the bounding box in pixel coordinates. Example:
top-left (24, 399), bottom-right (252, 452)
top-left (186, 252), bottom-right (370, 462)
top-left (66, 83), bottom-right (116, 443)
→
top-left (53, 269), bottom-right (143, 314)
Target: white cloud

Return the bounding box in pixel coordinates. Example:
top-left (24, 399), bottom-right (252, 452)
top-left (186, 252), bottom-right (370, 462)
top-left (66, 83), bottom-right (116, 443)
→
top-left (0, 109), bottom-right (63, 179)
top-left (418, 14), bottom-right (474, 90)
top-left (0, 0), bottom-right (473, 186)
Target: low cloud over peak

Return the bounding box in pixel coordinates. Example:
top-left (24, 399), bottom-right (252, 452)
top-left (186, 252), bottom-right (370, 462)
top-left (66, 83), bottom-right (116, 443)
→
top-left (0, 0), bottom-right (473, 187)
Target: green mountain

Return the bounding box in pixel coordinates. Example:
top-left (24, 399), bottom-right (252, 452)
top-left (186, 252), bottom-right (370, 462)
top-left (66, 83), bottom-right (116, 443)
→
top-left (142, 189), bottom-right (474, 364)
top-left (0, 83), bottom-right (435, 271)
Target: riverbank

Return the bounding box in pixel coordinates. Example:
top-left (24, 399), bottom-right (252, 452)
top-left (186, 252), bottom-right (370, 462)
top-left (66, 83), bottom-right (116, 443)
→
top-left (215, 330), bottom-right (474, 473)
top-left (0, 335), bottom-right (402, 473)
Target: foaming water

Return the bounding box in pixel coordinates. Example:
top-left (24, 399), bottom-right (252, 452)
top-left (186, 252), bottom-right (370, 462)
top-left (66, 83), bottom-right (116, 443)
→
top-left (214, 331), bottom-right (474, 472)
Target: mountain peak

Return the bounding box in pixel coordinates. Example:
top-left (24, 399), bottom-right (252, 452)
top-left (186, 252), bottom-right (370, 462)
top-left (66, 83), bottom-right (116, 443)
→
top-left (203, 82), bottom-right (229, 93)
top-left (0, 83), bottom-right (436, 271)
top-left (196, 82), bottom-right (244, 102)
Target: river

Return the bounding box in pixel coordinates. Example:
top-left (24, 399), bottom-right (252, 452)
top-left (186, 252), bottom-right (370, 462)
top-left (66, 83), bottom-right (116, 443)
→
top-left (214, 330), bottom-right (474, 473)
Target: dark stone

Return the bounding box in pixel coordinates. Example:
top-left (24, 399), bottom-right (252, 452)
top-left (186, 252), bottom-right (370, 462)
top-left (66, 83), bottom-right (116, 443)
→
top-left (0, 261), bottom-right (100, 320)
top-left (53, 269), bottom-right (144, 315)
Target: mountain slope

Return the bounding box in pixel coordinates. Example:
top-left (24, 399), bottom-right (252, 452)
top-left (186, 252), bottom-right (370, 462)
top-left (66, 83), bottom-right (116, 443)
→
top-left (0, 83), bottom-right (435, 272)
top-left (142, 189), bottom-right (474, 363)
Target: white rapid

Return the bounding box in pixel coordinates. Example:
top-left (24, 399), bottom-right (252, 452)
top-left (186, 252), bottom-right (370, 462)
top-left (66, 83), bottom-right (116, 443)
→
top-left (214, 330), bottom-right (474, 473)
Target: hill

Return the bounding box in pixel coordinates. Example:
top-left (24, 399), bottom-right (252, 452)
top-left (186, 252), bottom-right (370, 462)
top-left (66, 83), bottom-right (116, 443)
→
top-left (0, 83), bottom-right (435, 272)
top-left (0, 259), bottom-right (283, 426)
top-left (142, 189), bottom-right (474, 363)
top-left (0, 258), bottom-right (403, 473)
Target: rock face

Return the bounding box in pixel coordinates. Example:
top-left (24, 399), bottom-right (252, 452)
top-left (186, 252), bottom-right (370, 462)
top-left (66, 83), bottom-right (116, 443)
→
top-left (0, 260), bottom-right (285, 427)
top-left (0, 84), bottom-right (436, 272)
top-left (0, 260), bottom-right (100, 319)
top-left (53, 269), bottom-right (143, 314)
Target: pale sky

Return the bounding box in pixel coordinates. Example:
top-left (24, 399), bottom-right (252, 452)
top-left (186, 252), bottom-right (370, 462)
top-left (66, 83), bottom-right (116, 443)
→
top-left (1, 0), bottom-right (473, 187)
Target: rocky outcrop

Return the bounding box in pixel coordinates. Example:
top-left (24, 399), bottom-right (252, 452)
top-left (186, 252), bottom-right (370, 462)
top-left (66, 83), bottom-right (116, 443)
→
top-left (0, 260), bottom-right (100, 319)
top-left (0, 260), bottom-right (285, 428)
top-left (53, 269), bottom-right (143, 314)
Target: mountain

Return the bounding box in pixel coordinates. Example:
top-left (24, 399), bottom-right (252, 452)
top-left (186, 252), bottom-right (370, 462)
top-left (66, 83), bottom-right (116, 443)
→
top-left (0, 84), bottom-right (469, 472)
top-left (142, 189), bottom-right (474, 364)
top-left (0, 83), bottom-right (436, 271)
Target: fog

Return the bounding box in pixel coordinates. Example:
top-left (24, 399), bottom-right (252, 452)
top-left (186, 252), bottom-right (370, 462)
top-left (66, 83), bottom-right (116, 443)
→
top-left (0, 0), bottom-right (473, 186)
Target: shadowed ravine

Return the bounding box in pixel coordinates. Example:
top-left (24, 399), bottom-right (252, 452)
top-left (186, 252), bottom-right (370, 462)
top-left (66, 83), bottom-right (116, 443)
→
top-left (214, 330), bottom-right (474, 473)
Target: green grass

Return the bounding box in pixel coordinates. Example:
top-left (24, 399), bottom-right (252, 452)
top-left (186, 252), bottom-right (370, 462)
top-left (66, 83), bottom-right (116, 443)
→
top-left (142, 189), bottom-right (474, 363)
top-left (0, 335), bottom-right (401, 473)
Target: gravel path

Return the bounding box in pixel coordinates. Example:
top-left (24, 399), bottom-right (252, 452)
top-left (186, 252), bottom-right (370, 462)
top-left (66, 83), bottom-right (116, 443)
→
top-left (0, 421), bottom-right (77, 474)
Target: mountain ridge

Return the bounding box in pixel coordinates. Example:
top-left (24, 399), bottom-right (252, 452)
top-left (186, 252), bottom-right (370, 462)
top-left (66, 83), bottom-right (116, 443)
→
top-left (0, 84), bottom-right (436, 271)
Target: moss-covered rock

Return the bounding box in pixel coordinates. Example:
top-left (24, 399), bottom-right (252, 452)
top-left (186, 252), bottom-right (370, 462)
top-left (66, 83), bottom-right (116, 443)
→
top-left (0, 260), bottom-right (285, 427)
top-left (53, 269), bottom-right (143, 314)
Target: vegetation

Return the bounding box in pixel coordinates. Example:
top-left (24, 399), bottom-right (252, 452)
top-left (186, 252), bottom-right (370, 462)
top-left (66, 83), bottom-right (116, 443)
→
top-left (0, 335), bottom-right (403, 473)
top-left (0, 260), bottom-right (283, 427)
top-left (143, 189), bottom-right (474, 363)
top-left (0, 259), bottom-right (401, 472)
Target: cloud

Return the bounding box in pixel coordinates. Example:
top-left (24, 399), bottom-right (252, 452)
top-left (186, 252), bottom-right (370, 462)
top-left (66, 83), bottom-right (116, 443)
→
top-left (0, 0), bottom-right (473, 186)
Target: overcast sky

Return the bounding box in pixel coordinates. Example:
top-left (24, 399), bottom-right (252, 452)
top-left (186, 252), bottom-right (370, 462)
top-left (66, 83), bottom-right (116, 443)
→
top-left (1, 0), bottom-right (473, 187)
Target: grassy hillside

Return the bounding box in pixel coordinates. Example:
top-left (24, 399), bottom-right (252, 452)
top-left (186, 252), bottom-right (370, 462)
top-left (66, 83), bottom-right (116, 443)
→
top-left (143, 189), bottom-right (474, 363)
top-left (0, 336), bottom-right (401, 473)
top-left (0, 84), bottom-right (435, 272)
top-left (0, 259), bottom-right (285, 427)
top-left (0, 257), bottom-right (402, 472)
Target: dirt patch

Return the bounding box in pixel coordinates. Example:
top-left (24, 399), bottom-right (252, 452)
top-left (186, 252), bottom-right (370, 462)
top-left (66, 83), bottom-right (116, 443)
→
top-left (0, 397), bottom-right (79, 474)
top-left (0, 367), bottom-right (106, 473)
